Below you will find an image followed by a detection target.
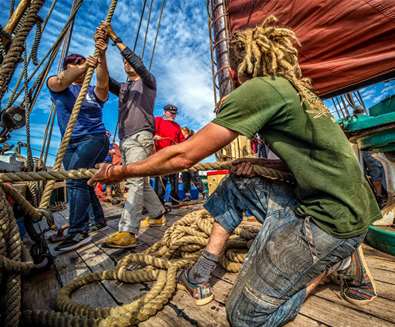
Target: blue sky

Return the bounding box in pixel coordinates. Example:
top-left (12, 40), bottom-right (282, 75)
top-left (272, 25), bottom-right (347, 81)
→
top-left (1, 0), bottom-right (215, 164)
top-left (0, 0), bottom-right (394, 165)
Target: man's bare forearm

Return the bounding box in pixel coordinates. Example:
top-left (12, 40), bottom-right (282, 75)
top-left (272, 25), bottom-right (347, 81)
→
top-left (113, 143), bottom-right (194, 178)
top-left (95, 53), bottom-right (109, 100)
top-left (48, 65), bottom-right (86, 92)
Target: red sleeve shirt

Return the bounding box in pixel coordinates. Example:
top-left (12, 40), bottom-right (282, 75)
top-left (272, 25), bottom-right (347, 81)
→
top-left (154, 117), bottom-right (184, 151)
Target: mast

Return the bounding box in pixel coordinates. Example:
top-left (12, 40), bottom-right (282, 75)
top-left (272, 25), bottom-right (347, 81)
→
top-left (207, 0), bottom-right (251, 160)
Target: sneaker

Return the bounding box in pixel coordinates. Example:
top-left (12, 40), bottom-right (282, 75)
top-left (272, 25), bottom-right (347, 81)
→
top-left (102, 231), bottom-right (137, 248)
top-left (54, 233), bottom-right (92, 253)
top-left (89, 222), bottom-right (107, 232)
top-left (178, 269), bottom-right (214, 306)
top-left (140, 215), bottom-right (167, 229)
top-left (183, 194), bottom-right (192, 202)
top-left (331, 245), bottom-right (377, 305)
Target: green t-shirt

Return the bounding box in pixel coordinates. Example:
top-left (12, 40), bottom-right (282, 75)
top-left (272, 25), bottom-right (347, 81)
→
top-left (213, 76), bottom-right (381, 238)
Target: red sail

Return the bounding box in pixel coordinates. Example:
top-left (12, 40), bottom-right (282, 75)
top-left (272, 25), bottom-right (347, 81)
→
top-left (227, 0), bottom-right (395, 97)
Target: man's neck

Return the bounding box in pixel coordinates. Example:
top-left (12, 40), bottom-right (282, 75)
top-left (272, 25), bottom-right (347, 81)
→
top-left (163, 116), bottom-right (174, 121)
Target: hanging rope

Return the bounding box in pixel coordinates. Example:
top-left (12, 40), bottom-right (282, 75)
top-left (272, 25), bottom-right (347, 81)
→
top-left (9, 0), bottom-right (16, 19)
top-left (39, 0), bottom-right (81, 166)
top-left (133, 0), bottom-right (148, 51)
top-left (38, 0), bottom-right (118, 209)
top-left (0, 0), bottom-right (45, 101)
top-left (3, 0), bottom-right (58, 106)
top-left (149, 0), bottom-right (167, 69)
top-left (31, 17), bottom-right (43, 66)
top-left (141, 0), bottom-right (155, 59)
top-left (3, 0), bottom-right (83, 110)
top-left (22, 49), bottom-right (33, 171)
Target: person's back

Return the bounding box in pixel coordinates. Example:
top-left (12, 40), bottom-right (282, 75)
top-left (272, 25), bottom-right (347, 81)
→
top-left (116, 78), bottom-right (156, 140)
top-left (216, 76), bottom-right (380, 237)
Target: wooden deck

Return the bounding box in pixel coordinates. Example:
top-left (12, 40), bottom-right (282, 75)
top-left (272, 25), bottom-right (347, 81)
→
top-left (23, 203), bottom-right (395, 327)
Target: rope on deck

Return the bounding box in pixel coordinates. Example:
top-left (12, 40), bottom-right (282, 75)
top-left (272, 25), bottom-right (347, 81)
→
top-left (21, 209), bottom-right (259, 326)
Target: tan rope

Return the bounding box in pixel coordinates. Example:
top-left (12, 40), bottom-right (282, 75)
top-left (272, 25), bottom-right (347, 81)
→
top-left (0, 161), bottom-right (294, 184)
top-left (20, 209), bottom-right (259, 326)
top-left (38, 0), bottom-right (118, 210)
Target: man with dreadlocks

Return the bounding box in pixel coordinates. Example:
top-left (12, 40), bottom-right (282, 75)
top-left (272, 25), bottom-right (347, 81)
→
top-left (89, 16), bottom-right (380, 326)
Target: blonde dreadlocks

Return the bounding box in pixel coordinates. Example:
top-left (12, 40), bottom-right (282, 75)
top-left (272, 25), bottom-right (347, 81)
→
top-left (230, 16), bottom-right (329, 117)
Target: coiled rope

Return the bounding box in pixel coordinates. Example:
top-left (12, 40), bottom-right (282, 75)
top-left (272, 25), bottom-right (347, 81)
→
top-left (19, 208), bottom-right (258, 326)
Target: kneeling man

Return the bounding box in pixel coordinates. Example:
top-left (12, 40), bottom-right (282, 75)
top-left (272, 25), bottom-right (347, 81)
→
top-left (89, 17), bottom-right (380, 327)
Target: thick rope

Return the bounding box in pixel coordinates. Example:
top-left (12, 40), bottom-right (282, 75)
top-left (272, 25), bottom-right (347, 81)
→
top-left (38, 0), bottom-right (118, 210)
top-left (0, 0), bottom-right (45, 100)
top-left (0, 186), bottom-right (25, 327)
top-left (31, 17), bottom-right (43, 66)
top-left (19, 209), bottom-right (259, 326)
top-left (0, 161), bottom-right (294, 184)
top-left (4, 0), bottom-right (83, 111)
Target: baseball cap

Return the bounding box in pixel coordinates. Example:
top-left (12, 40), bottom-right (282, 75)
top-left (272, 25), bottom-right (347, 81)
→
top-left (163, 104), bottom-right (178, 114)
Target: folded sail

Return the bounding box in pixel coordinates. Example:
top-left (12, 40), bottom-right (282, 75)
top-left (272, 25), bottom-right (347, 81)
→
top-left (227, 0), bottom-right (395, 97)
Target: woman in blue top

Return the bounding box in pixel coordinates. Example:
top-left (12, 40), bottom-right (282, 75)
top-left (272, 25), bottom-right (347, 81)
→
top-left (47, 28), bottom-right (110, 252)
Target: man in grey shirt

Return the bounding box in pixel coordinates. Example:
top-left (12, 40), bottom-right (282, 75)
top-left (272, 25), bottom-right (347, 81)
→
top-left (100, 23), bottom-right (165, 248)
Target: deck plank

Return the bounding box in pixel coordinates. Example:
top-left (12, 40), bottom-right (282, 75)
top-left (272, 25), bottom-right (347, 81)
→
top-left (22, 203), bottom-right (395, 326)
top-left (314, 286), bottom-right (395, 324)
top-left (300, 296), bottom-right (395, 327)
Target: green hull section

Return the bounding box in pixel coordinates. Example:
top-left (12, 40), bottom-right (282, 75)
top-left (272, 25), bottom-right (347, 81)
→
top-left (366, 225), bottom-right (395, 256)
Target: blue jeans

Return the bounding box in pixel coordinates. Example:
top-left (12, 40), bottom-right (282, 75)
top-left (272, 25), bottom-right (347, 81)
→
top-left (63, 134), bottom-right (109, 235)
top-left (204, 175), bottom-right (365, 327)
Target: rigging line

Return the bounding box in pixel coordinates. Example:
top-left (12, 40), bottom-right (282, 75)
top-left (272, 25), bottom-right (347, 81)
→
top-left (9, 0), bottom-right (16, 19)
top-left (4, 0), bottom-right (67, 109)
top-left (133, 0), bottom-right (148, 51)
top-left (30, 0), bottom-right (59, 66)
top-left (23, 47), bottom-right (34, 171)
top-left (39, 105), bottom-right (54, 162)
top-left (43, 105), bottom-right (56, 166)
top-left (149, 0), bottom-right (167, 70)
top-left (3, 0), bottom-right (83, 110)
top-left (141, 0), bottom-right (155, 59)
top-left (39, 0), bottom-right (80, 164)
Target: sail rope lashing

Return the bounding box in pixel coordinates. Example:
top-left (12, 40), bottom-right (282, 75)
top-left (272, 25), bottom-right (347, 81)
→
top-left (149, 0), bottom-right (167, 69)
top-left (0, 0), bottom-right (45, 101)
top-left (3, 0), bottom-right (83, 110)
top-left (38, 0), bottom-right (119, 209)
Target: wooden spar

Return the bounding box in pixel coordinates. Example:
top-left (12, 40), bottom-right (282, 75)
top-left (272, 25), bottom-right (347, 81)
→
top-left (3, 0), bottom-right (31, 34)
